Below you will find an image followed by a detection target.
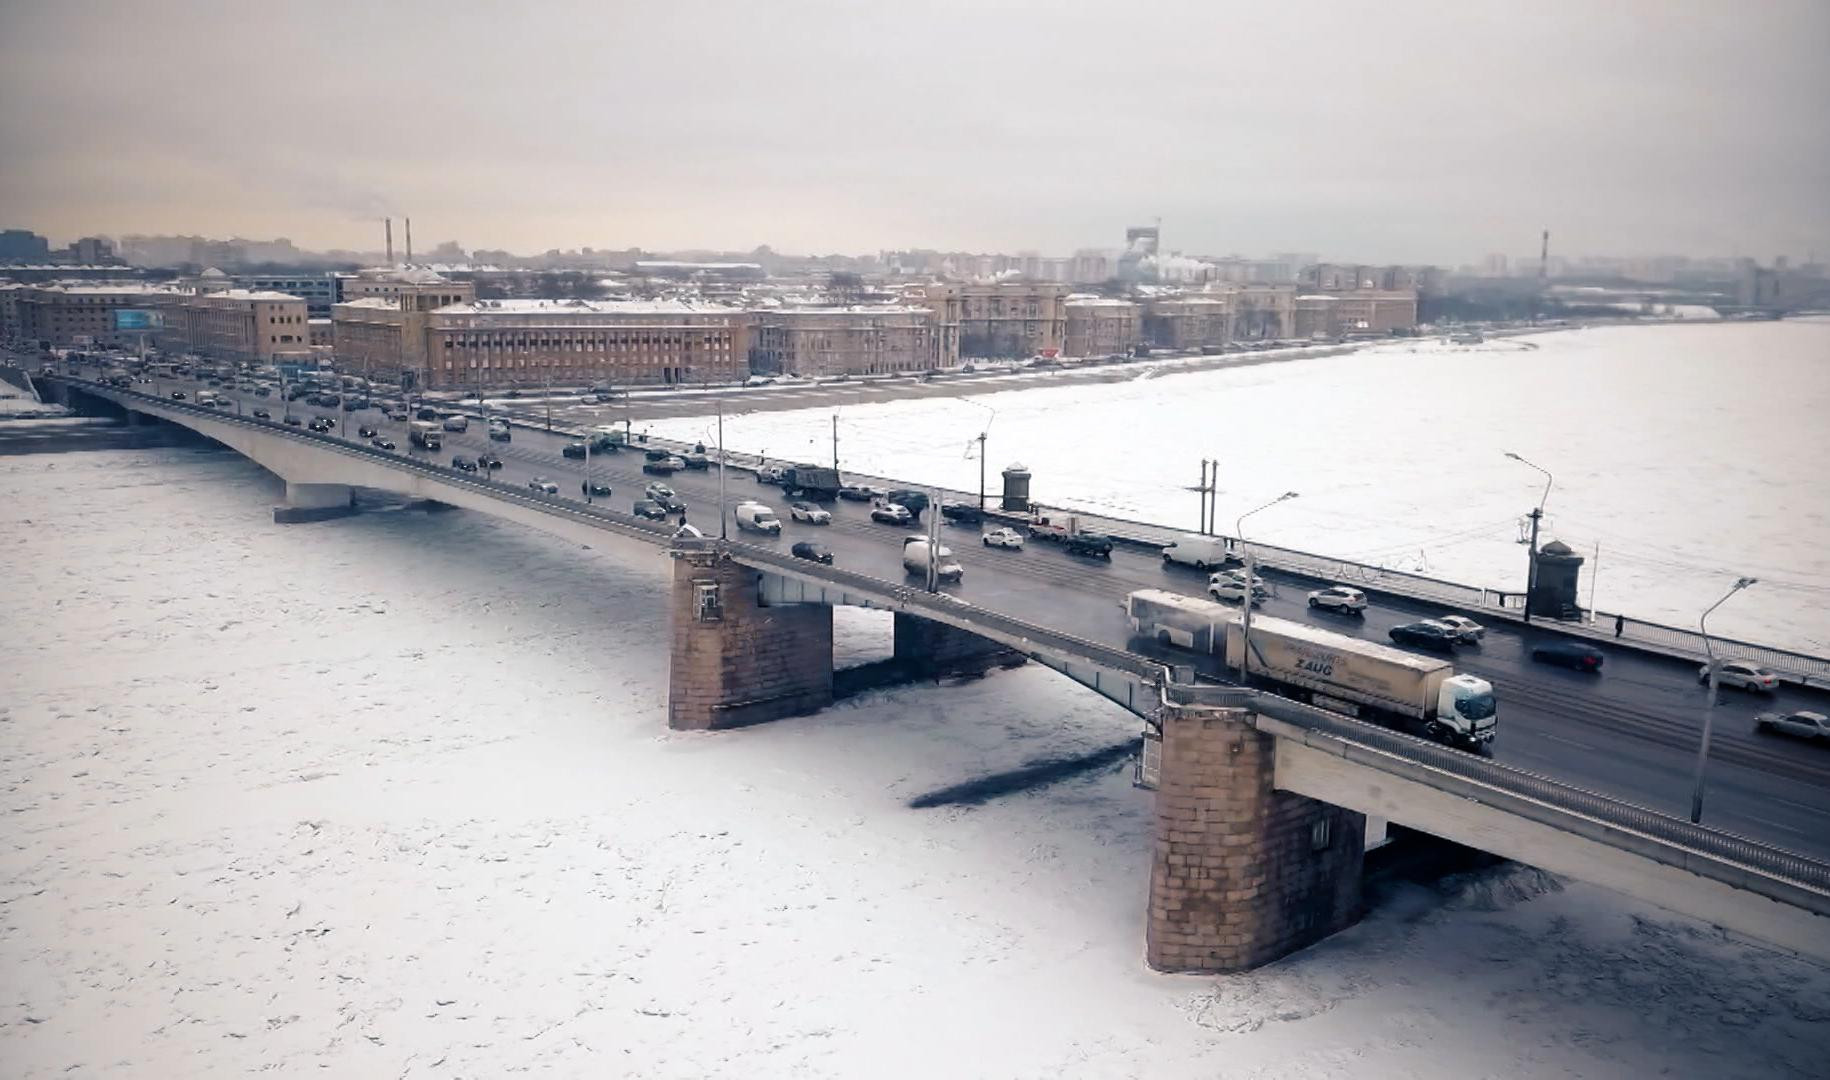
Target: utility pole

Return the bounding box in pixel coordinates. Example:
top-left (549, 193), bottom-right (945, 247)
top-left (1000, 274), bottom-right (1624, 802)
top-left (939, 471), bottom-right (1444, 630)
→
top-left (717, 398), bottom-right (728, 541)
top-left (583, 436), bottom-right (592, 504)
top-left (543, 365), bottom-right (553, 432)
top-left (831, 413), bottom-right (839, 471)
top-left (1207, 464), bottom-right (1218, 536)
top-left (1505, 452), bottom-right (1553, 623)
top-left (1195, 460), bottom-right (1209, 534)
top-left (1523, 506), bottom-right (1542, 623)
top-left (977, 431), bottom-right (987, 511)
top-left (1236, 492), bottom-right (1299, 683)
top-left (926, 487), bottom-right (941, 592)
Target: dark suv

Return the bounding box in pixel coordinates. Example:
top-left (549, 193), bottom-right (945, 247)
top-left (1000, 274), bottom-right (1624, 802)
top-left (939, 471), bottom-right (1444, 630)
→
top-left (1064, 533), bottom-right (1114, 558)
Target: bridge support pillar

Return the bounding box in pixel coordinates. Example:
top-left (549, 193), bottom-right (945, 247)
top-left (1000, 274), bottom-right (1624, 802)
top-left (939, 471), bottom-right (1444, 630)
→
top-left (892, 612), bottom-right (1025, 678)
top-left (273, 482), bottom-right (356, 524)
top-left (1146, 698), bottom-right (1363, 973)
top-left (669, 549), bottom-right (833, 730)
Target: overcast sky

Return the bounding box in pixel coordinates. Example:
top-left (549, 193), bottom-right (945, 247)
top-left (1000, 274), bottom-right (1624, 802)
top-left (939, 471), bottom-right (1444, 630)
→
top-left (2, 0), bottom-right (1825, 264)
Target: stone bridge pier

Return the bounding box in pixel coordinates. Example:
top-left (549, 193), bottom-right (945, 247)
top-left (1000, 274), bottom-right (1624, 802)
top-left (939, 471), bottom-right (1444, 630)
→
top-left (668, 550), bottom-right (835, 730)
top-left (1147, 689), bottom-right (1365, 972)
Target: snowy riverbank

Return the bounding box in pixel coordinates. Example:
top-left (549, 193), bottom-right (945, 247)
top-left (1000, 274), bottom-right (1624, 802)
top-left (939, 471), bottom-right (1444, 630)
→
top-left (3, 448), bottom-right (1826, 1077)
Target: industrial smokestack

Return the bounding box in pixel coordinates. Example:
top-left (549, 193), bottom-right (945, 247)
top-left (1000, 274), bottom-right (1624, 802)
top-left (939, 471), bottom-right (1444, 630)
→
top-left (1539, 228), bottom-right (1550, 282)
top-left (385, 218), bottom-right (394, 266)
top-left (405, 217), bottom-right (413, 264)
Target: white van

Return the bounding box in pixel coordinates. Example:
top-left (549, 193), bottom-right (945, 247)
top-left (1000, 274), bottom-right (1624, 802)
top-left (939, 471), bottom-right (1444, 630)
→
top-left (732, 501), bottom-right (782, 535)
top-left (442, 415), bottom-right (470, 432)
top-left (1160, 534), bottom-right (1239, 571)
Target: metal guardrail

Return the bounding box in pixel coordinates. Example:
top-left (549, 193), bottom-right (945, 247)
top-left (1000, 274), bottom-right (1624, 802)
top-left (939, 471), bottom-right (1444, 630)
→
top-left (1250, 695), bottom-right (1830, 895)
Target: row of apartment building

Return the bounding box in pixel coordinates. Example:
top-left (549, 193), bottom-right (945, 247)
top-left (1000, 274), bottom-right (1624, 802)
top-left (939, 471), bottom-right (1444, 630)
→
top-left (4, 269), bottom-right (1415, 389)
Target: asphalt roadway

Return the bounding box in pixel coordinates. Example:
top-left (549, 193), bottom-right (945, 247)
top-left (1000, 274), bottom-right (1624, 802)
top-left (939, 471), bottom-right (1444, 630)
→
top-left (88, 365), bottom-right (1830, 860)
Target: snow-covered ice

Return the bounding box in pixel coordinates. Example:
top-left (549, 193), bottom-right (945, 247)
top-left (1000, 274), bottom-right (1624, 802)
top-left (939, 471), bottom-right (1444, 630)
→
top-left (648, 319), bottom-right (1830, 654)
top-left (3, 448), bottom-right (1828, 1077)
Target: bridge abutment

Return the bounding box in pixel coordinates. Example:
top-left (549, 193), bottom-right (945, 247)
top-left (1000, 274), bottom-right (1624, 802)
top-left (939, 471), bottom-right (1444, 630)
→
top-left (669, 549), bottom-right (833, 730)
top-left (891, 612), bottom-right (1025, 678)
top-left (1146, 695), bottom-right (1364, 973)
top-left (273, 481), bottom-right (356, 524)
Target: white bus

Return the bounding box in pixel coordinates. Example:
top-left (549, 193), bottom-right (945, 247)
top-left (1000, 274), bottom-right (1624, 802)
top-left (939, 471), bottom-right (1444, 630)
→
top-left (1125, 588), bottom-right (1232, 653)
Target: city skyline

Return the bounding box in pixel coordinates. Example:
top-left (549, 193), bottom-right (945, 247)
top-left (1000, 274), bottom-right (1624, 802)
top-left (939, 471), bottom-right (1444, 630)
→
top-left (2, 2), bottom-right (1827, 265)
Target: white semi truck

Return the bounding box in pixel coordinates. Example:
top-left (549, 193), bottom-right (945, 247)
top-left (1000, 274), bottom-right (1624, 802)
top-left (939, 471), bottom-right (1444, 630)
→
top-left (1126, 589), bottom-right (1497, 752)
top-left (409, 420), bottom-right (443, 451)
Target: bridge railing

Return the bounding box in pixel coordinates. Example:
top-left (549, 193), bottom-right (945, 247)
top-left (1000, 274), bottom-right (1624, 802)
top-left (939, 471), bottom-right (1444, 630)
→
top-left (1250, 695), bottom-right (1830, 896)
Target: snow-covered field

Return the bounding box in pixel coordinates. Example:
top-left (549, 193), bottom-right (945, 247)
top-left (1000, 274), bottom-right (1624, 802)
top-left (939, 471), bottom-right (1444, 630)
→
top-left (3, 449), bottom-right (1828, 1078)
top-left (649, 319), bottom-right (1830, 654)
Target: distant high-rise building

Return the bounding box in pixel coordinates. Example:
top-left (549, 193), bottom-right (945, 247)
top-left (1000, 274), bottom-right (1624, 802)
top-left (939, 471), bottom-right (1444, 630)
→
top-left (1483, 253), bottom-right (1510, 277)
top-left (0, 228), bottom-right (51, 261)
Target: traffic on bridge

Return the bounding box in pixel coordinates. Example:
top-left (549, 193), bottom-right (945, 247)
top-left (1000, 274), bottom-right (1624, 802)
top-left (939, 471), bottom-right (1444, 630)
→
top-left (47, 355), bottom-right (1830, 862)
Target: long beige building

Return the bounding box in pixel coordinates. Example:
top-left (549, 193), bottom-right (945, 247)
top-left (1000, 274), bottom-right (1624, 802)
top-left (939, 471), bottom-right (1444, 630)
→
top-left (330, 268), bottom-right (479, 384)
top-left (3, 283), bottom-right (179, 348)
top-left (750, 306), bottom-right (938, 376)
top-left (913, 282), bottom-right (1069, 360)
top-left (1062, 297), bottom-right (1141, 357)
top-left (154, 290), bottom-right (312, 362)
top-left (423, 299), bottom-right (750, 389)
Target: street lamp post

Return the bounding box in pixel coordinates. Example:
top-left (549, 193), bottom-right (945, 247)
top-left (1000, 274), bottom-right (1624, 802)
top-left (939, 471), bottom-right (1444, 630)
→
top-left (1504, 451), bottom-right (1554, 622)
top-left (1235, 491), bottom-right (1299, 683)
top-left (1691, 576), bottom-right (1757, 824)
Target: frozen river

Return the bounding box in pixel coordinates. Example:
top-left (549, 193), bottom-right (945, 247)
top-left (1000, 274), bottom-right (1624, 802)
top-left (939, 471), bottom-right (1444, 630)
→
top-left (650, 318), bottom-right (1830, 654)
top-left (3, 448), bottom-right (1828, 1077)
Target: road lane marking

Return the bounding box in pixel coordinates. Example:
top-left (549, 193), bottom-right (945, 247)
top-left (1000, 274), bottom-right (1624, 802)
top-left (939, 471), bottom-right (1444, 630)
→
top-left (1738, 815), bottom-right (1805, 835)
top-left (1526, 731), bottom-right (1603, 753)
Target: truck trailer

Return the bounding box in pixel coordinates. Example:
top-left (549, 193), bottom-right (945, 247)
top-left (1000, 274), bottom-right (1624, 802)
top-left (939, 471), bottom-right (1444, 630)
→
top-left (1125, 590), bottom-right (1496, 752)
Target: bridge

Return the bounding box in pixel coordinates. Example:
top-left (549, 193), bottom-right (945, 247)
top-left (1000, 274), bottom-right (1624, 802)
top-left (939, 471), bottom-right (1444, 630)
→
top-left (35, 371), bottom-right (1830, 973)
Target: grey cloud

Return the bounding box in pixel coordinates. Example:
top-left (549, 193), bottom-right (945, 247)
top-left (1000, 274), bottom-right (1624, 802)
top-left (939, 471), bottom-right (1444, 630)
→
top-left (1, 0), bottom-right (1825, 262)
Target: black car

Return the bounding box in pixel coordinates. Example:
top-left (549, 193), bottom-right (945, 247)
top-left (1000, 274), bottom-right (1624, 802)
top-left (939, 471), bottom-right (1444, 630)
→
top-left (451, 455), bottom-right (478, 472)
top-left (476, 452), bottom-right (503, 470)
top-left (1531, 640), bottom-right (1605, 672)
top-left (170, 390), bottom-right (186, 400)
top-left (643, 447), bottom-right (672, 462)
top-left (562, 442), bottom-right (588, 459)
top-left (791, 541), bottom-right (834, 564)
top-left (416, 407), bottom-right (439, 421)
top-left (254, 387), bottom-right (271, 398)
top-left (633, 499), bottom-right (669, 520)
top-left (1388, 621), bottom-right (1460, 651)
top-left (681, 452), bottom-right (711, 470)
top-left (940, 502), bottom-right (985, 525)
top-left (252, 408), bottom-right (271, 419)
top-left (582, 480), bottom-right (612, 497)
top-left (358, 425), bottom-right (378, 438)
top-left (1065, 533), bottom-right (1114, 558)
top-left (283, 414), bottom-right (302, 426)
top-left (838, 484), bottom-right (882, 501)
top-left (371, 436), bottom-right (397, 451)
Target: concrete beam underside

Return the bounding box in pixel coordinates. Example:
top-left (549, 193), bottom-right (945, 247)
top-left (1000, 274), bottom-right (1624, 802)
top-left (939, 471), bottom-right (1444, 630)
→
top-left (1274, 738), bottom-right (1830, 961)
top-left (891, 611), bottom-right (1026, 678)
